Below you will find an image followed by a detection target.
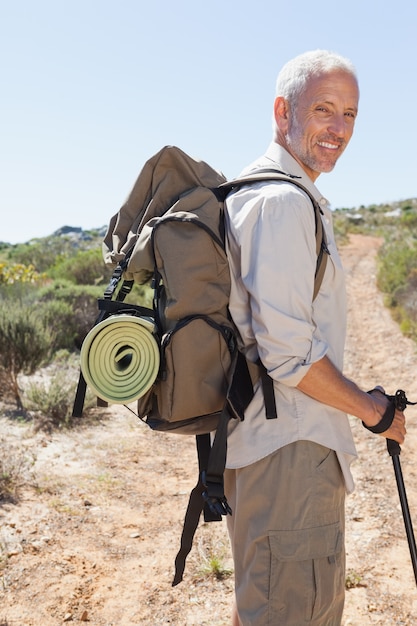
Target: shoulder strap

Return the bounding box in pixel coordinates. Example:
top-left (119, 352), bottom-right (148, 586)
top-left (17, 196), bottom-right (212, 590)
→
top-left (218, 168), bottom-right (329, 432)
top-left (219, 169), bottom-right (329, 300)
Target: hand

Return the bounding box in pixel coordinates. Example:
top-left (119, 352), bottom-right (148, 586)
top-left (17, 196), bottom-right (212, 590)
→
top-left (384, 407), bottom-right (406, 444)
top-left (367, 388), bottom-right (406, 444)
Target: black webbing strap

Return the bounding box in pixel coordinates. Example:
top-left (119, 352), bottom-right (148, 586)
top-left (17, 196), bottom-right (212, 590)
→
top-left (72, 302), bottom-right (108, 417)
top-left (97, 299), bottom-right (153, 318)
top-left (172, 348), bottom-right (254, 586)
top-left (72, 374), bottom-right (89, 418)
top-left (220, 168), bottom-right (329, 301)
top-left (227, 350), bottom-right (256, 420)
top-left (313, 213), bottom-right (329, 300)
top-left (72, 250), bottom-right (140, 418)
top-left (258, 360), bottom-right (278, 419)
top-left (363, 389), bottom-right (417, 434)
top-left (172, 425), bottom-right (226, 587)
top-left (255, 224), bottom-right (326, 421)
top-left (363, 398), bottom-right (396, 434)
top-left (201, 406), bottom-right (233, 519)
top-left (220, 168), bottom-right (329, 424)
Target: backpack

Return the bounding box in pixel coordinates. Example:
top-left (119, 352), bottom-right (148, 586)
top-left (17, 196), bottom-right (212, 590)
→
top-left (72, 145), bottom-right (329, 585)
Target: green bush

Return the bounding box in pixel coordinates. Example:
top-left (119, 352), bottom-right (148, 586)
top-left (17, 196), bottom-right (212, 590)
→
top-left (49, 247), bottom-right (112, 285)
top-left (0, 303), bottom-right (53, 407)
top-left (0, 269), bottom-right (151, 358)
top-left (7, 237), bottom-right (76, 273)
top-left (38, 281), bottom-right (103, 349)
top-left (38, 299), bottom-right (78, 351)
top-left (37, 280), bottom-right (153, 351)
top-left (25, 374), bottom-right (78, 430)
top-left (0, 280), bottom-right (40, 305)
top-left (24, 353), bottom-right (98, 431)
top-left (0, 437), bottom-right (35, 502)
top-left (400, 207), bottom-right (417, 229)
top-left (377, 242), bottom-right (417, 298)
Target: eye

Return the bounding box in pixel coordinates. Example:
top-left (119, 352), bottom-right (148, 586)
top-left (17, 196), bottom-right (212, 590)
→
top-left (344, 111), bottom-right (357, 121)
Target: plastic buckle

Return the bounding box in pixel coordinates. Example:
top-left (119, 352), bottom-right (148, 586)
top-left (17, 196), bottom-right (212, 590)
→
top-left (201, 471), bottom-right (232, 517)
top-left (202, 491), bottom-right (232, 517)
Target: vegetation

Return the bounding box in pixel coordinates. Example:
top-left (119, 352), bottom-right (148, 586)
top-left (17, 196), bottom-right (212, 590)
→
top-left (24, 353), bottom-right (97, 432)
top-left (0, 302), bottom-right (53, 407)
top-left (345, 570), bottom-right (366, 589)
top-left (0, 228), bottom-right (151, 428)
top-left (197, 533), bottom-right (233, 581)
top-left (0, 261), bottom-right (46, 285)
top-left (1, 198), bottom-right (417, 430)
top-left (48, 247), bottom-right (112, 285)
top-left (334, 197), bottom-right (417, 341)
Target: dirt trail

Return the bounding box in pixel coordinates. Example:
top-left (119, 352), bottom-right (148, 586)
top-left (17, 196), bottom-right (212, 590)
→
top-left (1, 233), bottom-right (417, 625)
top-left (341, 235), bottom-right (417, 624)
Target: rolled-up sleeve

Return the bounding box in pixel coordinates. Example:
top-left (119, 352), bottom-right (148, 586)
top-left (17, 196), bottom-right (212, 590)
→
top-left (226, 181), bottom-right (329, 387)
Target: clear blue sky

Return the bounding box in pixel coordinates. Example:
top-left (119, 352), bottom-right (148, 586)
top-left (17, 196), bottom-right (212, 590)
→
top-left (1, 0), bottom-right (416, 244)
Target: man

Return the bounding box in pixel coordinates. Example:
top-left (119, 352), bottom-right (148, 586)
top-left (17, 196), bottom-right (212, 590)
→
top-left (224, 50), bottom-right (406, 626)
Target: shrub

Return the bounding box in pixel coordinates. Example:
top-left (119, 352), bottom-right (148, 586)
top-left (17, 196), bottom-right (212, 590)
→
top-left (400, 207), bottom-right (417, 229)
top-left (49, 248), bottom-right (112, 285)
top-left (0, 262), bottom-right (46, 285)
top-left (0, 438), bottom-right (35, 502)
top-left (37, 281), bottom-right (104, 349)
top-left (7, 237), bottom-right (76, 273)
top-left (38, 299), bottom-right (79, 352)
top-left (377, 242), bottom-right (417, 297)
top-left (0, 303), bottom-right (53, 407)
top-left (38, 279), bottom-right (153, 350)
top-left (0, 280), bottom-right (42, 306)
top-left (25, 374), bottom-right (77, 430)
top-left (24, 354), bottom-right (97, 431)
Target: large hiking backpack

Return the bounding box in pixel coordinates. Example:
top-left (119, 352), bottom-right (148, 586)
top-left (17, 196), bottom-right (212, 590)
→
top-left (73, 145), bottom-right (329, 585)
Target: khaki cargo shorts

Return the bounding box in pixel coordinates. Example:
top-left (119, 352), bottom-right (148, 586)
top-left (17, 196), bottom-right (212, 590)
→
top-left (224, 440), bottom-right (346, 626)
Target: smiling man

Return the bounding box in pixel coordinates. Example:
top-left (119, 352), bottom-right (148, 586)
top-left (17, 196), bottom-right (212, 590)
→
top-left (279, 69), bottom-right (358, 178)
top-left (224, 50), bottom-right (406, 626)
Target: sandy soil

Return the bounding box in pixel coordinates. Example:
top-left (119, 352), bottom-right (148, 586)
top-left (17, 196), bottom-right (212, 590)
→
top-left (1, 233), bottom-right (417, 625)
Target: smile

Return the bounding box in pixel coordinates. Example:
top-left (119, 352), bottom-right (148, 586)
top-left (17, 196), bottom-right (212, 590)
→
top-left (317, 141), bottom-right (339, 150)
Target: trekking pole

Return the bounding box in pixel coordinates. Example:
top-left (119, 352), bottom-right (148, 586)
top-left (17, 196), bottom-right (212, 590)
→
top-left (386, 390), bottom-right (417, 586)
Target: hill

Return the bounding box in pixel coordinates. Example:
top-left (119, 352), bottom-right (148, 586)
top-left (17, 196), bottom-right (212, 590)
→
top-left (1, 225), bottom-right (107, 245)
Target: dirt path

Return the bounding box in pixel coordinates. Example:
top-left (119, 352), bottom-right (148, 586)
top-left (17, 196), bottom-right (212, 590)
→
top-left (1, 234), bottom-right (417, 625)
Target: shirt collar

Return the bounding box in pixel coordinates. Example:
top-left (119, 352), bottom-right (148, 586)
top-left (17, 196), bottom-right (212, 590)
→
top-left (263, 142), bottom-right (330, 210)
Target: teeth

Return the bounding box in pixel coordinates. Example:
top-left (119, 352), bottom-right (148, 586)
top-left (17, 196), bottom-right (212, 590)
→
top-left (318, 141), bottom-right (338, 150)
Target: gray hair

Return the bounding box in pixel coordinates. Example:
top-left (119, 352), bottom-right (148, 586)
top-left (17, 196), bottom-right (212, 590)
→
top-left (273, 50), bottom-right (358, 128)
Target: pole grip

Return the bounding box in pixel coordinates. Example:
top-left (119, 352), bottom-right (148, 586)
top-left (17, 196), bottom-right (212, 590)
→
top-left (387, 438), bottom-right (401, 457)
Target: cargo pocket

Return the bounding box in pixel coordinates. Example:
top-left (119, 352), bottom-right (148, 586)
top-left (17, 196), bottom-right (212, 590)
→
top-left (268, 522), bottom-right (344, 624)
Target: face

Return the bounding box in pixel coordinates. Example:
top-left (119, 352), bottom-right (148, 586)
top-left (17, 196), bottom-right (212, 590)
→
top-left (275, 69), bottom-right (359, 181)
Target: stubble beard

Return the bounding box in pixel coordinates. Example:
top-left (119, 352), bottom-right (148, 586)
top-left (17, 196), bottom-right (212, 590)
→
top-left (286, 117), bottom-right (342, 174)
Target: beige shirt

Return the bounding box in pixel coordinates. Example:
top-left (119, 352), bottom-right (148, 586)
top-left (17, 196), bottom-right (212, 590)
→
top-left (225, 143), bottom-right (357, 493)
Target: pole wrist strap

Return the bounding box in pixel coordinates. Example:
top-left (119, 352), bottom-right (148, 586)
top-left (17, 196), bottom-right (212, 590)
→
top-left (363, 389), bottom-right (416, 434)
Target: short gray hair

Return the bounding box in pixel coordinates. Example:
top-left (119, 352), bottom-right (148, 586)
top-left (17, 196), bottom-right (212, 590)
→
top-left (275, 49), bottom-right (358, 113)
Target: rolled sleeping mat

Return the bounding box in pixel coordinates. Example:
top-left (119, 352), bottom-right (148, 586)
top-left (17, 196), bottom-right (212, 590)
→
top-left (80, 314), bottom-right (159, 404)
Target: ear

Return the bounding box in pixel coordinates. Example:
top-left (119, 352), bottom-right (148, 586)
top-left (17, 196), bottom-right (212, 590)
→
top-left (274, 96), bottom-right (289, 131)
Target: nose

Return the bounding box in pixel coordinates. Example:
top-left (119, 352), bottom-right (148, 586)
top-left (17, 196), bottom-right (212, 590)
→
top-left (328, 113), bottom-right (349, 139)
